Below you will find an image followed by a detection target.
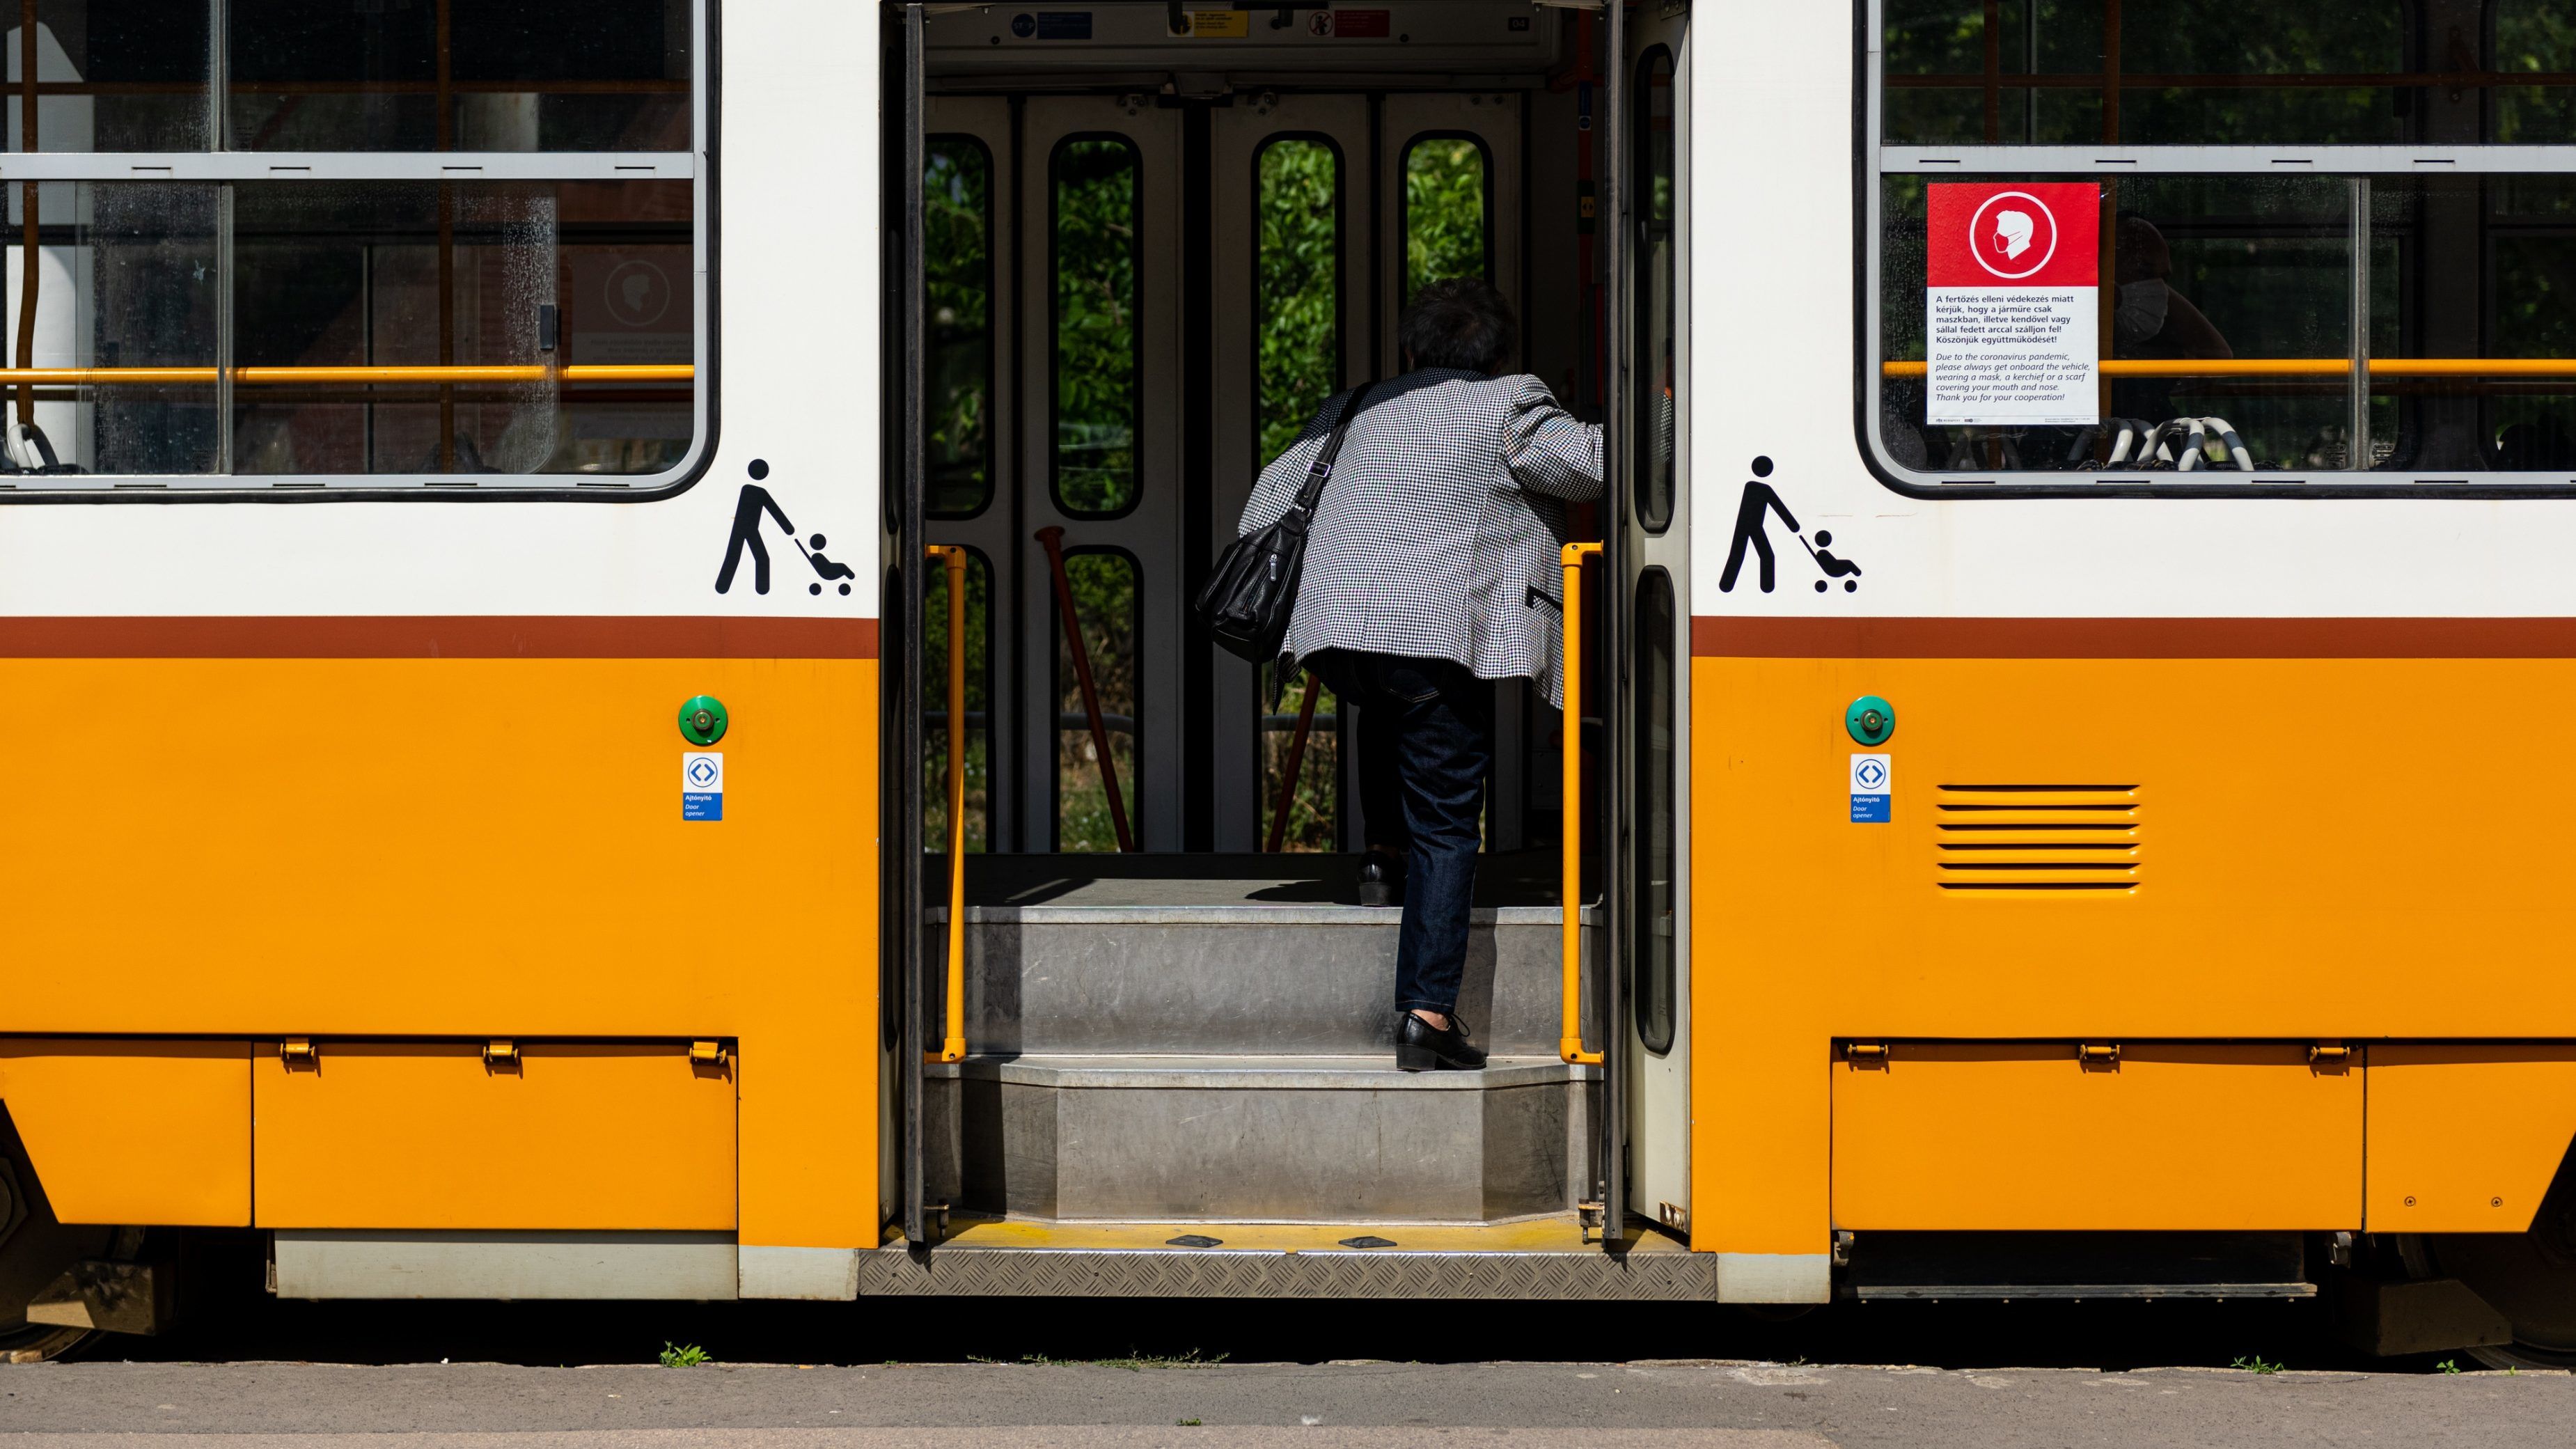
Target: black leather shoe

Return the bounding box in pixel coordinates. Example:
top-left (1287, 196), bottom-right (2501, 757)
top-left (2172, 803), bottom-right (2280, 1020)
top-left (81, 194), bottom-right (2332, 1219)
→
top-left (1395, 1012), bottom-right (1486, 1072)
top-left (1356, 852), bottom-right (1405, 907)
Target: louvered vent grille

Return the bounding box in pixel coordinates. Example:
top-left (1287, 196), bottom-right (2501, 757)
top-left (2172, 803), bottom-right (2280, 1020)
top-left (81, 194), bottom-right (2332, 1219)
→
top-left (1934, 784), bottom-right (2141, 892)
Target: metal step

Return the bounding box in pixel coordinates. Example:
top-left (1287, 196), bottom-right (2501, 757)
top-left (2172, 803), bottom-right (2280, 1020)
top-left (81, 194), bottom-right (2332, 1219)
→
top-left (927, 905), bottom-right (1599, 1056)
top-left (922, 1054), bottom-right (1599, 1224)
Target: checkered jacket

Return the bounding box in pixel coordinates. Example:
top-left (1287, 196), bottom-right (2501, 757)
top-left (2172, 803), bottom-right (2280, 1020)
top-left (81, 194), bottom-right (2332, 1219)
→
top-left (1241, 369), bottom-right (1604, 708)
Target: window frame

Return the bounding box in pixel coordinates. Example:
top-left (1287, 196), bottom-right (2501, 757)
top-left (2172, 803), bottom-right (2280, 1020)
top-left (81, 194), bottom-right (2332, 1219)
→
top-left (1397, 129), bottom-right (1497, 306)
top-left (0, 0), bottom-right (712, 502)
top-left (1046, 130), bottom-right (1147, 522)
top-left (1858, 0), bottom-right (2576, 500)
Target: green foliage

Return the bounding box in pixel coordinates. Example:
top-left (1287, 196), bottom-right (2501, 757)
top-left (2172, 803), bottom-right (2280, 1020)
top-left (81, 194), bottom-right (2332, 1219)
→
top-left (1055, 140), bottom-right (1140, 515)
top-left (1406, 138), bottom-right (1488, 303)
top-left (926, 140), bottom-right (993, 515)
top-left (2437, 1358), bottom-right (2462, 1374)
top-left (1258, 139), bottom-right (1340, 469)
top-left (2229, 1354), bottom-right (2283, 1374)
top-left (659, 1342), bottom-right (709, 1368)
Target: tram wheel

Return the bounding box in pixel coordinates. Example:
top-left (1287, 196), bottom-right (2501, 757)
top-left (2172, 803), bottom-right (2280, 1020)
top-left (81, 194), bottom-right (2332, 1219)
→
top-left (0, 1122), bottom-right (142, 1364)
top-left (2397, 1142), bottom-right (2576, 1370)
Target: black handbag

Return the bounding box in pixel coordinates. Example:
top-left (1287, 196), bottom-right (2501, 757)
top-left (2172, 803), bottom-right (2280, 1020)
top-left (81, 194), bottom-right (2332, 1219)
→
top-left (1195, 382), bottom-right (1376, 666)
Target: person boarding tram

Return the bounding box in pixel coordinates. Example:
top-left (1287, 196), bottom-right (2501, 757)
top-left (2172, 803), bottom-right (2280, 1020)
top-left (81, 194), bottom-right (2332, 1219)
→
top-left (1236, 279), bottom-right (1604, 1073)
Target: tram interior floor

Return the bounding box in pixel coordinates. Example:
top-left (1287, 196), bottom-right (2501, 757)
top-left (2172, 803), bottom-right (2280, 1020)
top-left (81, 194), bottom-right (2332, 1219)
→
top-left (934, 849), bottom-right (1571, 909)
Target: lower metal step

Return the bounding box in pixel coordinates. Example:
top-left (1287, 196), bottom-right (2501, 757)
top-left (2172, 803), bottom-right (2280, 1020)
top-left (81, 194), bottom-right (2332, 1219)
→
top-left (924, 1054), bottom-right (1599, 1224)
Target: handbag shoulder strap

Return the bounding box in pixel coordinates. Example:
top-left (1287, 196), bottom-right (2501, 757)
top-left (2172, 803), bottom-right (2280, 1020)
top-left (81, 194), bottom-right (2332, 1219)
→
top-left (1289, 380), bottom-right (1379, 517)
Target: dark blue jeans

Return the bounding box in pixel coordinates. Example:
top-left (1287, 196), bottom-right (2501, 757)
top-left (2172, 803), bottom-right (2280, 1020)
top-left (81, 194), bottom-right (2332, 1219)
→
top-left (1312, 650), bottom-right (1491, 1019)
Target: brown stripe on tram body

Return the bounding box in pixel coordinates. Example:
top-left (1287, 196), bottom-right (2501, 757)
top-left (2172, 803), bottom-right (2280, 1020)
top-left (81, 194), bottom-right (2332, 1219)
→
top-left (0, 615), bottom-right (878, 659)
top-left (1690, 615), bottom-right (2576, 658)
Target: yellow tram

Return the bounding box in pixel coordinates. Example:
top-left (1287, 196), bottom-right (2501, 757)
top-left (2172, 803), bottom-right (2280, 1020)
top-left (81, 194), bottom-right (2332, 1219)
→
top-left (6, 0), bottom-right (2576, 1370)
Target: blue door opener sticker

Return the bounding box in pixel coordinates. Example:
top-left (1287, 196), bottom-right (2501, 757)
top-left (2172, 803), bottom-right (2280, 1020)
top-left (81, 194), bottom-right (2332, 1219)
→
top-left (684, 751), bottom-right (724, 822)
top-left (1849, 753), bottom-right (1890, 823)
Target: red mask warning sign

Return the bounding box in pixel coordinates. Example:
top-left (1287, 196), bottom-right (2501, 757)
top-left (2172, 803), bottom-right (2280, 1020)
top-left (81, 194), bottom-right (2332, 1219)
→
top-left (1925, 182), bottom-right (2099, 427)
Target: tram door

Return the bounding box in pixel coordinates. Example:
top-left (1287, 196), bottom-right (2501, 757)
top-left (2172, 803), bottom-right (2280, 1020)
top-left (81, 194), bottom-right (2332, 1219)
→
top-left (930, 91), bottom-right (1523, 856)
top-left (922, 95), bottom-right (1184, 854)
top-left (1615, 8), bottom-right (1693, 1239)
top-left (1208, 94), bottom-right (1525, 852)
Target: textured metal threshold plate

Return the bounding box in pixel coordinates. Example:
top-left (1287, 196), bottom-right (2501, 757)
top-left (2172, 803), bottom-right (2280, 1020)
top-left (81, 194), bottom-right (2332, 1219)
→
top-left (858, 1216), bottom-right (1713, 1301)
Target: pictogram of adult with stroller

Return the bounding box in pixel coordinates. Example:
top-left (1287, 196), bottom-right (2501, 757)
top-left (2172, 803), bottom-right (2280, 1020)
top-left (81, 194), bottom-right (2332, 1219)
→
top-left (714, 461), bottom-right (856, 597)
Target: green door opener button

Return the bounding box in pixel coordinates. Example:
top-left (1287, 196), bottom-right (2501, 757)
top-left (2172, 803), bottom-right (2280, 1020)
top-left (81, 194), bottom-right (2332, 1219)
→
top-left (1846, 695), bottom-right (1895, 746)
top-left (680, 695), bottom-right (730, 746)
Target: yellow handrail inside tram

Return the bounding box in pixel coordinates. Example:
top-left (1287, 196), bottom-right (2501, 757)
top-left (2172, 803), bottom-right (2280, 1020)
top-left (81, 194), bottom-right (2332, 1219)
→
top-left (0, 364), bottom-right (695, 384)
top-left (1880, 358), bottom-right (2576, 379)
top-left (929, 544), bottom-right (970, 1066)
top-left (1559, 541), bottom-right (1604, 1069)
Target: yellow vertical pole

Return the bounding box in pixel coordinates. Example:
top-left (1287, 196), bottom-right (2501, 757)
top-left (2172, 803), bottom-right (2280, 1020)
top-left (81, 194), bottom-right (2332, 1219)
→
top-left (930, 545), bottom-right (970, 1064)
top-left (1560, 542), bottom-right (1605, 1067)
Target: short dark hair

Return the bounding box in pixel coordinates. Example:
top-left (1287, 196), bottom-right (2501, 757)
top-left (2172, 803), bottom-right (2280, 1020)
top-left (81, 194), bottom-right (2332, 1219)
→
top-left (1399, 279), bottom-right (1518, 374)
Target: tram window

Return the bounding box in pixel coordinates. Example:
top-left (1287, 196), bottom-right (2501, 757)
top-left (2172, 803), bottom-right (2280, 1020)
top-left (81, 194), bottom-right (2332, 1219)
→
top-left (1255, 136), bottom-right (1341, 469)
top-left (1878, 175), bottom-right (2353, 473)
top-left (925, 548), bottom-right (994, 856)
top-left (1402, 134), bottom-right (1490, 304)
top-left (2368, 178), bottom-right (2576, 472)
top-left (1632, 48), bottom-right (1676, 533)
top-left (2496, 3), bottom-right (2576, 145)
top-left (927, 136), bottom-right (994, 517)
top-left (1631, 569), bottom-right (1676, 1058)
top-left (1051, 136), bottom-right (1142, 517)
top-left (0, 0), bottom-right (702, 493)
top-left (1, 182), bottom-right (221, 473)
top-left (228, 0), bottom-right (691, 152)
top-left (4, 1), bottom-right (212, 152)
top-left (1257, 135), bottom-right (1344, 852)
top-left (1054, 548), bottom-right (1140, 853)
top-left (228, 180), bottom-right (692, 476)
top-left (1883, 1), bottom-right (2433, 146)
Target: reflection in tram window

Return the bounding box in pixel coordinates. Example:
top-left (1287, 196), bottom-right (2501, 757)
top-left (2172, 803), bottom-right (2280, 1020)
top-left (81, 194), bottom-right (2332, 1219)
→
top-left (227, 180), bottom-right (694, 476)
top-left (1632, 48), bottom-right (1676, 532)
top-left (925, 549), bottom-right (993, 855)
top-left (1257, 136), bottom-right (1342, 850)
top-left (1880, 1), bottom-right (2453, 146)
top-left (1879, 175), bottom-right (2351, 471)
top-left (1052, 136), bottom-right (1142, 516)
top-left (1631, 569), bottom-right (1676, 1057)
top-left (927, 136), bottom-right (994, 516)
top-left (1055, 549), bottom-right (1140, 852)
top-left (2374, 178), bottom-right (2576, 471)
top-left (1403, 134), bottom-right (1489, 304)
top-left (227, 0), bottom-right (692, 152)
top-left (1, 1), bottom-right (212, 152)
top-left (2497, 3), bottom-right (2576, 144)
top-left (0, 182), bottom-right (219, 473)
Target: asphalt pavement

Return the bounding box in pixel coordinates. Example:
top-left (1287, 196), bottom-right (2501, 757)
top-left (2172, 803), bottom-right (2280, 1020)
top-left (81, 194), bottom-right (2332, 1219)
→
top-left (3, 1358), bottom-right (2570, 1448)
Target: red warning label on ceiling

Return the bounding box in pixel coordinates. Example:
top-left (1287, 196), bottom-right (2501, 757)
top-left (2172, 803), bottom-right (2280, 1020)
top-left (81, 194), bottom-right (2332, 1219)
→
top-left (1330, 10), bottom-right (1392, 38)
top-left (1925, 182), bottom-right (2100, 426)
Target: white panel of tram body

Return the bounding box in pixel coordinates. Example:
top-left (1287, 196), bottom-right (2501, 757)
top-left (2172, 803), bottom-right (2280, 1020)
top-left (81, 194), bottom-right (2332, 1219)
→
top-left (0, 0), bottom-right (878, 625)
top-left (1693, 3), bottom-right (2576, 623)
